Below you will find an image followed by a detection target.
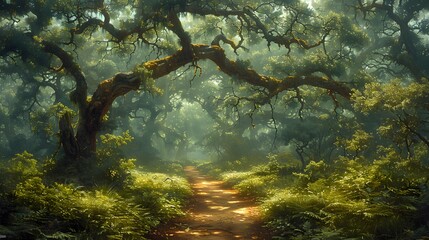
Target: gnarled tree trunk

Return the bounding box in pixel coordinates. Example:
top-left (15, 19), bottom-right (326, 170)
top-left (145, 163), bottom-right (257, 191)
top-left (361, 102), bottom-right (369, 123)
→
top-left (60, 73), bottom-right (141, 158)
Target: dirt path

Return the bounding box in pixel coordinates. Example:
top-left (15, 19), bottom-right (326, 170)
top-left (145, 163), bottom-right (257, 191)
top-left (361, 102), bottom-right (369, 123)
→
top-left (149, 166), bottom-right (271, 240)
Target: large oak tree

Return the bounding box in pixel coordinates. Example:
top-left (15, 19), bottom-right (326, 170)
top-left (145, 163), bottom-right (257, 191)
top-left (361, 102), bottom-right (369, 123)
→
top-left (1, 0), bottom-right (428, 159)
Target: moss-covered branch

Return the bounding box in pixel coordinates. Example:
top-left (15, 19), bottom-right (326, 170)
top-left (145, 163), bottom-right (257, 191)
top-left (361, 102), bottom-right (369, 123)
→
top-left (139, 43), bottom-right (352, 99)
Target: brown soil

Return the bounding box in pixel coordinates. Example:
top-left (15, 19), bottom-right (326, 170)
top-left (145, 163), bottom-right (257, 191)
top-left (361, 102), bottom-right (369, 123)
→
top-left (148, 166), bottom-right (272, 240)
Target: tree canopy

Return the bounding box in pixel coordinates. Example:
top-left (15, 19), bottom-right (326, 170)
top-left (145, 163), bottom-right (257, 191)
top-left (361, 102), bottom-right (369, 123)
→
top-left (0, 0), bottom-right (428, 160)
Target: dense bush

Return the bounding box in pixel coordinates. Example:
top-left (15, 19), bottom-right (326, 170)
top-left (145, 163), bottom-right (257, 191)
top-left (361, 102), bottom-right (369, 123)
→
top-left (13, 179), bottom-right (155, 239)
top-left (216, 150), bottom-right (429, 239)
top-left (125, 170), bottom-right (192, 220)
top-left (0, 148), bottom-right (192, 239)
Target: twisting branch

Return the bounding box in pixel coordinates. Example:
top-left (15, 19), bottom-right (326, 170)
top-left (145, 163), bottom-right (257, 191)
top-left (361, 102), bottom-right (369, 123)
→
top-left (356, 0), bottom-right (428, 80)
top-left (69, 6), bottom-right (154, 44)
top-left (166, 10), bottom-right (193, 56)
top-left (398, 112), bottom-right (429, 148)
top-left (87, 73), bottom-right (140, 131)
top-left (166, 10), bottom-right (202, 78)
top-left (88, 73), bottom-right (140, 122)
top-left (39, 40), bottom-right (88, 110)
top-left (141, 42), bottom-right (352, 100)
top-left (184, 3), bottom-right (328, 52)
top-left (51, 39), bottom-right (353, 157)
top-left (242, 7), bottom-right (327, 51)
top-left (199, 45), bottom-right (353, 99)
top-left (211, 34), bottom-right (247, 53)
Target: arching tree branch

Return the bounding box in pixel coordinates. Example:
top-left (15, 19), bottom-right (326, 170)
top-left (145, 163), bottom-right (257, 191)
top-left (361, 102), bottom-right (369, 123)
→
top-left (141, 43), bottom-right (353, 99)
top-left (70, 7), bottom-right (154, 43)
top-left (40, 40), bottom-right (88, 110)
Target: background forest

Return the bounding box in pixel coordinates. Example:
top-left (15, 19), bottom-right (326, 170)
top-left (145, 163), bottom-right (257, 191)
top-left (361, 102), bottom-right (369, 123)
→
top-left (1, 0), bottom-right (429, 239)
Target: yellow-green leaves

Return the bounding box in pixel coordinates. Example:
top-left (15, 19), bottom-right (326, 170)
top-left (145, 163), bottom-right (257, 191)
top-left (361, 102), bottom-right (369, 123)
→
top-left (30, 103), bottom-right (76, 136)
top-left (352, 80), bottom-right (429, 114)
top-left (0, 152), bottom-right (41, 189)
top-left (127, 169), bottom-right (192, 219)
top-left (100, 130), bottom-right (133, 148)
top-left (344, 129), bottom-right (372, 154)
top-left (324, 12), bottom-right (369, 48)
top-left (6, 151), bottom-right (41, 179)
top-left (133, 63), bottom-right (163, 94)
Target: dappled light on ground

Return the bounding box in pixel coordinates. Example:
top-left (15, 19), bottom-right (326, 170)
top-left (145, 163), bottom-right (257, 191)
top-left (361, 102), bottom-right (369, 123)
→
top-left (149, 166), bottom-right (270, 239)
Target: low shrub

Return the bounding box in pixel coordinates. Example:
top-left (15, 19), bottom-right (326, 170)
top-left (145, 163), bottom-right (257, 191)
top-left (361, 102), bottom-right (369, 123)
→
top-left (3, 176), bottom-right (153, 239)
top-left (235, 175), bottom-right (277, 198)
top-left (221, 171), bottom-right (253, 186)
top-left (125, 170), bottom-right (192, 220)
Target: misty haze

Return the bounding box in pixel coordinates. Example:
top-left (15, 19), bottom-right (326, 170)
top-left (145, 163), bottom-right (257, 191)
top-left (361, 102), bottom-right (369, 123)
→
top-left (1, 0), bottom-right (429, 239)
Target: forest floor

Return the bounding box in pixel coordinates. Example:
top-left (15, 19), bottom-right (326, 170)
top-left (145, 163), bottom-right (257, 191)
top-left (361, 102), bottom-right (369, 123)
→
top-left (147, 166), bottom-right (272, 240)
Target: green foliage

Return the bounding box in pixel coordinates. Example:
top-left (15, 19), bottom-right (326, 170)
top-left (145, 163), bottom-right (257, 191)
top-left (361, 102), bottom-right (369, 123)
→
top-left (300, 50), bottom-right (346, 77)
top-left (234, 175), bottom-right (275, 198)
top-left (133, 64), bottom-right (163, 94)
top-left (351, 80), bottom-right (429, 153)
top-left (222, 171), bottom-right (272, 198)
top-left (125, 169), bottom-right (192, 221)
top-left (220, 154), bottom-right (300, 198)
top-left (142, 161), bottom-right (187, 176)
top-left (222, 171), bottom-right (253, 185)
top-left (0, 151), bottom-right (42, 192)
top-left (344, 129), bottom-right (372, 155)
top-left (260, 150), bottom-right (429, 239)
top-left (352, 80), bottom-right (429, 114)
top-left (293, 160), bottom-right (329, 185)
top-left (213, 143), bottom-right (429, 239)
top-left (262, 190), bottom-right (327, 237)
top-left (0, 130), bottom-right (191, 238)
top-left (78, 131), bottom-right (137, 185)
top-left (2, 0), bottom-right (429, 239)
top-left (13, 178), bottom-right (155, 239)
top-left (99, 130), bottom-right (134, 155)
top-left (323, 12), bottom-right (369, 48)
top-left (30, 103), bottom-right (76, 137)
top-left (0, 152), bottom-right (193, 239)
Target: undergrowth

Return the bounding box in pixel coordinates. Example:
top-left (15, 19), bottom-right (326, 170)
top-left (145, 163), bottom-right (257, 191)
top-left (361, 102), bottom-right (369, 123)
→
top-left (0, 132), bottom-right (192, 240)
top-left (206, 151), bottom-right (429, 239)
